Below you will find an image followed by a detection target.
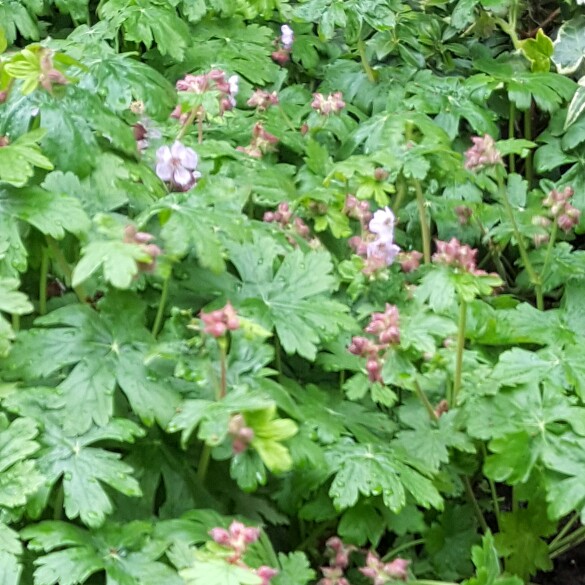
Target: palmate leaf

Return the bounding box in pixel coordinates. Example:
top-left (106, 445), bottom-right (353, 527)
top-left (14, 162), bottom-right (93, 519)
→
top-left (225, 237), bottom-right (354, 360)
top-left (0, 128), bottom-right (53, 187)
top-left (180, 555), bottom-right (261, 585)
top-left (552, 15), bottom-right (585, 76)
top-left (2, 291), bottom-right (181, 433)
top-left (0, 277), bottom-right (33, 357)
top-left (325, 438), bottom-right (443, 512)
top-left (0, 0), bottom-right (43, 43)
top-left (0, 523), bottom-right (23, 585)
top-left (273, 552), bottom-right (315, 585)
top-left (23, 520), bottom-right (181, 585)
top-left (29, 419), bottom-right (144, 528)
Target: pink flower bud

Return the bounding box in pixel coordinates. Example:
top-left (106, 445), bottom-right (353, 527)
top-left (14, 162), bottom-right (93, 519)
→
top-left (209, 527), bottom-right (231, 545)
top-left (272, 49), bottom-right (291, 65)
top-left (384, 558), bottom-right (410, 581)
top-left (256, 566), bottom-right (279, 585)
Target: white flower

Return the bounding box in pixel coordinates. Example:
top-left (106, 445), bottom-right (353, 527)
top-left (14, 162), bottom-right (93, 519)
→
top-left (281, 24), bottom-right (294, 50)
top-left (155, 141), bottom-right (201, 191)
top-left (228, 74), bottom-right (239, 97)
top-left (367, 237), bottom-right (400, 266)
top-left (369, 207), bottom-right (396, 240)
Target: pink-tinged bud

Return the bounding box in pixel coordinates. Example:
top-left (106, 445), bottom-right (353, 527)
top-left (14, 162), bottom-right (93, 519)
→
top-left (434, 399), bottom-right (449, 418)
top-left (272, 49), bottom-right (291, 65)
top-left (294, 217), bottom-right (310, 238)
top-left (398, 250), bottom-right (423, 273)
top-left (209, 527), bottom-right (231, 545)
top-left (134, 231), bottom-right (155, 244)
top-left (455, 205), bottom-right (473, 225)
top-left (374, 167), bottom-right (389, 181)
top-left (319, 566), bottom-right (349, 585)
top-left (0, 91), bottom-right (7, 104)
top-left (311, 92), bottom-right (346, 116)
top-left (300, 123), bottom-right (309, 135)
top-left (242, 526), bottom-right (261, 544)
top-left (263, 211), bottom-right (275, 222)
top-left (0, 136), bottom-right (9, 148)
top-left (256, 566), bottom-right (279, 585)
top-left (247, 89), bottom-right (280, 111)
top-left (348, 336), bottom-right (378, 357)
top-left (366, 358), bottom-right (382, 382)
top-left (533, 233), bottom-right (549, 248)
top-left (326, 537), bottom-right (343, 551)
top-left (384, 558), bottom-right (410, 581)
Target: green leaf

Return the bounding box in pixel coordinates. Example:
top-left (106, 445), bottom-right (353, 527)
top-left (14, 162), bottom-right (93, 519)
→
top-left (326, 438), bottom-right (443, 512)
top-left (552, 15), bottom-right (585, 75)
top-left (565, 79), bottom-right (585, 129)
top-left (3, 292), bottom-right (181, 432)
top-left (0, 0), bottom-right (42, 43)
top-left (519, 29), bottom-right (553, 73)
top-left (0, 129), bottom-right (53, 187)
top-left (338, 501), bottom-right (385, 546)
top-left (180, 555), bottom-right (261, 585)
top-left (274, 552), bottom-right (316, 585)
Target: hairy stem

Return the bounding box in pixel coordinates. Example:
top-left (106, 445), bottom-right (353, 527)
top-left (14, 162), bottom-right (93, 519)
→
top-left (218, 339), bottom-right (228, 399)
top-left (452, 300), bottom-right (467, 406)
top-left (414, 180), bottom-right (431, 264)
top-left (39, 246), bottom-right (49, 316)
top-left (151, 274), bottom-right (171, 338)
top-left (176, 107), bottom-right (200, 142)
top-left (11, 314), bottom-right (19, 333)
top-left (524, 106), bottom-right (534, 186)
top-left (540, 221), bottom-right (558, 290)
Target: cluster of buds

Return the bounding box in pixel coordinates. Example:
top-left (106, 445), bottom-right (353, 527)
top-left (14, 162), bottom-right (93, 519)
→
top-left (38, 49), bottom-right (68, 93)
top-left (247, 89), bottom-right (280, 111)
top-left (200, 302), bottom-right (240, 338)
top-left (344, 195), bottom-right (372, 230)
top-left (318, 537), bottom-right (356, 585)
top-left (172, 69), bottom-right (239, 122)
top-left (359, 552), bottom-right (410, 584)
top-left (272, 24), bottom-right (294, 65)
top-left (464, 134), bottom-right (503, 171)
top-left (263, 202), bottom-right (311, 244)
top-left (348, 207), bottom-right (402, 276)
top-left (237, 122), bottom-right (279, 158)
top-left (432, 238), bottom-right (487, 276)
top-left (123, 226), bottom-right (162, 274)
top-left (155, 141), bottom-right (201, 192)
top-left (397, 250), bottom-right (423, 273)
top-left (131, 101), bottom-right (162, 153)
top-left (228, 414), bottom-right (255, 454)
top-left (543, 186), bottom-right (581, 233)
top-left (311, 92), bottom-right (346, 116)
top-left (209, 521), bottom-right (278, 584)
top-left (348, 304), bottom-right (400, 382)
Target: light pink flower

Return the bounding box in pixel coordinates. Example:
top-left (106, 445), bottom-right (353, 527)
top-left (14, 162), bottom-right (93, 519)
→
top-left (281, 24), bottom-right (294, 50)
top-left (155, 141), bottom-right (201, 191)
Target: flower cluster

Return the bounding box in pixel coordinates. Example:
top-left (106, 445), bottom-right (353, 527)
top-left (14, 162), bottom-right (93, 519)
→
top-left (237, 122), bottom-right (279, 158)
top-left (464, 134), bottom-right (503, 171)
top-left (543, 186), bottom-right (580, 233)
top-left (348, 304), bottom-right (400, 382)
top-left (397, 250), bottom-right (423, 273)
top-left (344, 195), bottom-right (372, 229)
top-left (200, 302), bottom-right (240, 338)
top-left (311, 92), bottom-right (346, 116)
top-left (272, 24), bottom-right (294, 65)
top-left (318, 537), bottom-right (356, 585)
top-left (209, 521), bottom-right (278, 585)
top-left (228, 414), bottom-right (255, 454)
top-left (359, 552), bottom-right (410, 584)
top-left (172, 69), bottom-right (239, 121)
top-left (123, 226), bottom-right (162, 274)
top-left (247, 89), bottom-right (280, 111)
top-left (155, 141), bottom-right (201, 192)
top-left (263, 202), bottom-right (310, 243)
top-left (432, 238), bottom-right (486, 275)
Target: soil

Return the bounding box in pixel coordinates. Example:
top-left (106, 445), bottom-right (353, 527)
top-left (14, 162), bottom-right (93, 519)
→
top-left (535, 544), bottom-right (585, 585)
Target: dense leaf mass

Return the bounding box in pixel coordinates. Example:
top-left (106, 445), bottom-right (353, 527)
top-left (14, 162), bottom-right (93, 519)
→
top-left (0, 1), bottom-right (584, 585)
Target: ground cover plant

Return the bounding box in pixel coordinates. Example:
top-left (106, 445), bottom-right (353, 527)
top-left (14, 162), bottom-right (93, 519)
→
top-left (2, 0), bottom-right (585, 583)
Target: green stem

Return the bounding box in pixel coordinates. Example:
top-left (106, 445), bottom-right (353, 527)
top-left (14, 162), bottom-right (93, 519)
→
top-left (524, 106), bottom-right (534, 186)
top-left (274, 335), bottom-right (283, 375)
top-left (218, 339), bottom-right (227, 399)
top-left (393, 176), bottom-right (407, 212)
top-left (496, 172), bottom-right (541, 304)
top-left (382, 538), bottom-right (425, 561)
top-left (540, 221), bottom-right (558, 287)
top-left (151, 274), bottom-right (171, 338)
top-left (413, 180), bottom-right (431, 264)
top-left (39, 246), bottom-right (49, 316)
top-left (512, 487), bottom-right (518, 514)
top-left (197, 444), bottom-right (212, 484)
top-left (452, 300), bottom-right (467, 406)
top-left (53, 484), bottom-right (64, 520)
top-left (176, 107), bottom-right (200, 142)
top-left (357, 37), bottom-right (377, 84)
top-left (11, 314), bottom-right (20, 333)
top-left (297, 520), bottom-right (336, 552)
top-left (413, 379), bottom-right (439, 422)
top-left (550, 526), bottom-right (585, 560)
top-left (549, 513), bottom-right (580, 549)
top-left (508, 101), bottom-right (516, 172)
top-left (463, 476), bottom-right (489, 533)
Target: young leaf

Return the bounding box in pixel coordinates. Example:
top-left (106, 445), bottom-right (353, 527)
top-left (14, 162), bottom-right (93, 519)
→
top-left (0, 129), bottom-right (53, 187)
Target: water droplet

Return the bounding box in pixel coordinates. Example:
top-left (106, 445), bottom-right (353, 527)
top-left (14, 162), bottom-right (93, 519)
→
top-left (63, 472), bottom-right (73, 481)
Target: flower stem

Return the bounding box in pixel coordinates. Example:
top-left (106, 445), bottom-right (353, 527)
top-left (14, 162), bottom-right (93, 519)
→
top-left (496, 172), bottom-right (541, 307)
top-left (413, 379), bottom-right (438, 422)
top-left (218, 338), bottom-right (228, 399)
top-left (11, 314), bottom-right (19, 333)
top-left (45, 237), bottom-right (88, 304)
top-left (382, 538), bottom-right (425, 561)
top-left (508, 101), bottom-right (516, 172)
top-left (540, 221), bottom-right (558, 290)
top-left (524, 106), bottom-right (534, 187)
top-left (176, 107), bottom-right (200, 142)
top-left (549, 512), bottom-right (579, 550)
top-left (549, 525), bottom-right (585, 559)
top-left (151, 274), bottom-right (171, 338)
top-left (413, 180), bottom-right (431, 264)
top-left (463, 475), bottom-right (489, 533)
top-left (481, 444), bottom-right (501, 531)
top-left (39, 246), bottom-right (49, 316)
top-left (197, 444), bottom-right (212, 484)
top-left (452, 299), bottom-right (467, 406)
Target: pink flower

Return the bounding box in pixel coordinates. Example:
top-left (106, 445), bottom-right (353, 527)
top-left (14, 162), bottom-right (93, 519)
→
top-left (256, 566), bottom-right (279, 585)
top-left (311, 92), bottom-right (346, 115)
top-left (398, 250), bottom-right (423, 273)
top-left (155, 141), bottom-right (201, 191)
top-left (238, 123), bottom-right (279, 158)
top-left (359, 552), bottom-right (410, 584)
top-left (247, 89), bottom-right (280, 111)
top-left (200, 302), bottom-right (240, 338)
top-left (319, 566), bottom-right (350, 585)
top-left (365, 304), bottom-right (400, 346)
top-left (272, 49), bottom-right (291, 65)
top-left (228, 414), bottom-right (255, 454)
top-left (366, 238), bottom-right (400, 267)
top-left (464, 134), bottom-right (503, 171)
top-left (325, 537), bottom-right (357, 569)
top-left (209, 520), bottom-right (261, 562)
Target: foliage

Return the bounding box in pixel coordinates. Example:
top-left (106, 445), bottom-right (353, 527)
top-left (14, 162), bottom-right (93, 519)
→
top-left (0, 1), bottom-right (584, 585)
